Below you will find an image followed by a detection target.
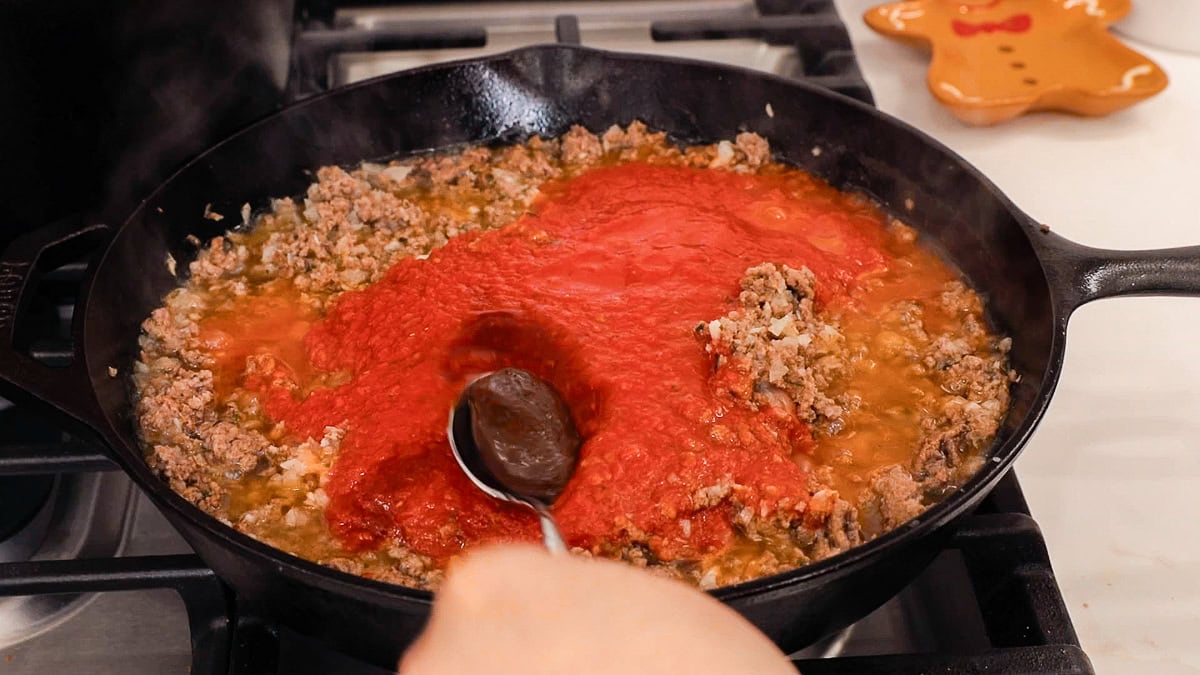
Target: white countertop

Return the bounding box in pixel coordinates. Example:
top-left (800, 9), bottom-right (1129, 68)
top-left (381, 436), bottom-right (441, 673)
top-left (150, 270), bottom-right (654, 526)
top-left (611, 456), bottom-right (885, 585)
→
top-left (833, 2), bottom-right (1200, 671)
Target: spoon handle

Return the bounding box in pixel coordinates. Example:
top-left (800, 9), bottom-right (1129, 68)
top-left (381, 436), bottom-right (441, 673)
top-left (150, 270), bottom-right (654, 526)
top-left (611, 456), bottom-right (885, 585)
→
top-left (531, 502), bottom-right (568, 554)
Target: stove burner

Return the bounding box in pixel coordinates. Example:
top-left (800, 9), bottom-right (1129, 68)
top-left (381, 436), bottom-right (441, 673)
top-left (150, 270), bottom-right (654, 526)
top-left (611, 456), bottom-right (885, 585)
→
top-left (0, 472), bottom-right (137, 648)
top-left (0, 475), bottom-right (53, 555)
top-left (0, 405), bottom-right (66, 563)
top-left (790, 625), bottom-right (853, 659)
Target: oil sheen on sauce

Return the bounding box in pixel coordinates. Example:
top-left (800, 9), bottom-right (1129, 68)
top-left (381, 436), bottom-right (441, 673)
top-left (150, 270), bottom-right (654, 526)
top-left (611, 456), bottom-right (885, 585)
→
top-left (213, 162), bottom-right (971, 568)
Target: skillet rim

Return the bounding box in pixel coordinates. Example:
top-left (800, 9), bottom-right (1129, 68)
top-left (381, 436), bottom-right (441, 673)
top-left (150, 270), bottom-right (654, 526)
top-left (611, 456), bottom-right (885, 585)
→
top-left (83, 43), bottom-right (1068, 607)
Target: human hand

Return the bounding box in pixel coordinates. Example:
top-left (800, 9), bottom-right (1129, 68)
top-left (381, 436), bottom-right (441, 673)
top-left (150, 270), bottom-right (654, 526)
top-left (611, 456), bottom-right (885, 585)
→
top-left (398, 545), bottom-right (796, 675)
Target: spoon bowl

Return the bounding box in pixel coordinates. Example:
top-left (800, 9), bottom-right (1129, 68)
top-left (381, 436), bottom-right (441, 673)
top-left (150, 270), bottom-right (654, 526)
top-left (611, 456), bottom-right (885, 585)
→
top-left (447, 368), bottom-right (581, 553)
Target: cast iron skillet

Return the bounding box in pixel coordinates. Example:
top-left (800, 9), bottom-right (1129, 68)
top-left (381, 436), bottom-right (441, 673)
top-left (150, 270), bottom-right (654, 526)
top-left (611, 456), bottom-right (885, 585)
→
top-left (1, 46), bottom-right (1198, 667)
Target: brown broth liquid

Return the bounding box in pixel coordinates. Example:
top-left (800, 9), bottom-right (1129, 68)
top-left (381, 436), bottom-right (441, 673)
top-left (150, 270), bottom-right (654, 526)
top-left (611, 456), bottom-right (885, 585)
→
top-left (819, 238), bottom-right (982, 499)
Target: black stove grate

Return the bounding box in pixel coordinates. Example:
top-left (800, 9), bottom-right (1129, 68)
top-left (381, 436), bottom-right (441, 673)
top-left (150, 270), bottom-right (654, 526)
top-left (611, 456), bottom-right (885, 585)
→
top-left (0, 4), bottom-right (1089, 671)
top-left (287, 0), bottom-right (874, 105)
top-left (0, 432), bottom-right (1095, 674)
top-left (0, 279), bottom-right (1094, 673)
top-left (793, 490), bottom-right (1094, 674)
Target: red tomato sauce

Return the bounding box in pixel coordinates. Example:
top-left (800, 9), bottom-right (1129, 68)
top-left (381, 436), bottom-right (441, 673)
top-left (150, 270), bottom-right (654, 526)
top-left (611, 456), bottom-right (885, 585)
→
top-left (245, 163), bottom-right (894, 564)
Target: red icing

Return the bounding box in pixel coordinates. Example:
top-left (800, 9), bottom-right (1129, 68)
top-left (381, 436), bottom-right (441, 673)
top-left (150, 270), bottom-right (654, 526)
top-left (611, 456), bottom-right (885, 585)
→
top-left (247, 163), bottom-right (894, 564)
top-left (952, 13), bottom-right (1032, 36)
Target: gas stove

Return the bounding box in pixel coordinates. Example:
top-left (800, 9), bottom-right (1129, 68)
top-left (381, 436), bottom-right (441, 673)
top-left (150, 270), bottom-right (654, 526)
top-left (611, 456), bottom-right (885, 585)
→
top-left (287, 0), bottom-right (871, 104)
top-left (0, 2), bottom-right (1094, 673)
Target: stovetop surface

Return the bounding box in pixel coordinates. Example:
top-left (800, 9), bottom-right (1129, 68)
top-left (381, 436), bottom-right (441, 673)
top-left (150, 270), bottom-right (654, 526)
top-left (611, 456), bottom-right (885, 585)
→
top-left (0, 467), bottom-right (1088, 674)
top-left (0, 1), bottom-right (1091, 673)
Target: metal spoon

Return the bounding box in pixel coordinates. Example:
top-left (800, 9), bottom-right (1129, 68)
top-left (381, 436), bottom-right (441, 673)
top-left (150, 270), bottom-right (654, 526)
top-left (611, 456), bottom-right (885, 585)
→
top-left (447, 368), bottom-right (582, 553)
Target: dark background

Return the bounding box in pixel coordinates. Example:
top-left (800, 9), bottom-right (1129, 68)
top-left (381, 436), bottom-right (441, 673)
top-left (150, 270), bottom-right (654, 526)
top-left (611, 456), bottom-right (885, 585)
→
top-left (0, 0), bottom-right (856, 248)
top-left (0, 0), bottom-right (295, 245)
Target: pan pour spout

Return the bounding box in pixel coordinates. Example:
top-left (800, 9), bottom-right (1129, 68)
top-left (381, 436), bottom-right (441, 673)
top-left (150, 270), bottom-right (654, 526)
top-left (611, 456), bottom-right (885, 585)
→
top-left (448, 368), bottom-right (582, 552)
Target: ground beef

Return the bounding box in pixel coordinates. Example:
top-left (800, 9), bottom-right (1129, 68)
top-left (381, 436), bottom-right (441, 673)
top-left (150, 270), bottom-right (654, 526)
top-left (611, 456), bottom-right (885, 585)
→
top-left (797, 489), bottom-right (862, 559)
top-left (601, 121), bottom-right (668, 156)
top-left (701, 263), bottom-right (849, 427)
top-left (857, 465), bottom-right (925, 538)
top-left (913, 397), bottom-right (1001, 494)
top-left (697, 265), bottom-right (1012, 564)
top-left (912, 290), bottom-right (1012, 494)
top-left (690, 477), bottom-right (736, 509)
top-left (560, 125), bottom-right (604, 164)
top-left (735, 131), bottom-right (771, 167)
top-left (189, 237), bottom-right (248, 282)
top-left (134, 123), bottom-right (1011, 591)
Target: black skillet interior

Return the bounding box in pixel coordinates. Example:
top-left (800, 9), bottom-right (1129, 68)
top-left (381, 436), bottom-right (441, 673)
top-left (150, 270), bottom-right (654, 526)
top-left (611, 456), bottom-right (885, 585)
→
top-left (82, 45), bottom-right (1057, 604)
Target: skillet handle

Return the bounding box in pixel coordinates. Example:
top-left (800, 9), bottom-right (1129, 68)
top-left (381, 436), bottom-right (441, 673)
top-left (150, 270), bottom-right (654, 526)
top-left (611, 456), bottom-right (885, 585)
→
top-left (1039, 231), bottom-right (1200, 312)
top-left (0, 219), bottom-right (113, 443)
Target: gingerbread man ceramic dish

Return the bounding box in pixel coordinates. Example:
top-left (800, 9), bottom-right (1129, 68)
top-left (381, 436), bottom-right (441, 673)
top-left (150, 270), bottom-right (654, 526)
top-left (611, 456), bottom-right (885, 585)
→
top-left (864, 0), bottom-right (1168, 125)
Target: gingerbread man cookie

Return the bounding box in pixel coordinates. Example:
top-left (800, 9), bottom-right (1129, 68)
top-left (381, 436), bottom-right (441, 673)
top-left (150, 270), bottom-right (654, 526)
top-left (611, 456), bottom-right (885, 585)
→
top-left (865, 0), bottom-right (1168, 125)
